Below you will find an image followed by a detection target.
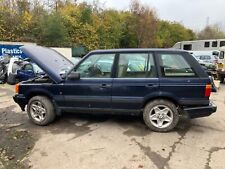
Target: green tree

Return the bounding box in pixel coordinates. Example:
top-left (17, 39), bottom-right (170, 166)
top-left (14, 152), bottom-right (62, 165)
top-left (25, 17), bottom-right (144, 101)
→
top-left (39, 13), bottom-right (68, 47)
top-left (157, 21), bottom-right (196, 47)
top-left (0, 0), bottom-right (199, 50)
top-left (79, 3), bottom-right (92, 24)
top-left (96, 10), bottom-right (125, 49)
top-left (126, 0), bottom-right (159, 48)
top-left (58, 3), bottom-right (99, 50)
top-left (198, 25), bottom-right (225, 40)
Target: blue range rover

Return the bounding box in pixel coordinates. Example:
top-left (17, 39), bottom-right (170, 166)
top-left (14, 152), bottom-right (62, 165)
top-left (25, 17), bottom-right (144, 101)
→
top-left (13, 46), bottom-right (217, 132)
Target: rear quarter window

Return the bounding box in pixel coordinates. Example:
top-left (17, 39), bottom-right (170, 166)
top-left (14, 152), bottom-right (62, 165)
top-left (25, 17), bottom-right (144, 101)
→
top-left (158, 53), bottom-right (196, 77)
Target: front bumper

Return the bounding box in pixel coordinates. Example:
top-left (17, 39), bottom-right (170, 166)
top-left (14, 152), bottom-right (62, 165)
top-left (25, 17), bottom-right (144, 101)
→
top-left (183, 102), bottom-right (217, 119)
top-left (13, 94), bottom-right (27, 111)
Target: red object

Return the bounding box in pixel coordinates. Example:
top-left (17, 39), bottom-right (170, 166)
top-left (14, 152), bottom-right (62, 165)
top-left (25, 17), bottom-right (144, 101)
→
top-left (15, 84), bottom-right (19, 94)
top-left (205, 84), bottom-right (212, 97)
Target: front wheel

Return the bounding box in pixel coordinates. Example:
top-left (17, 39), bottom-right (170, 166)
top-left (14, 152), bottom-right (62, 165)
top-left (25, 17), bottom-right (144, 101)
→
top-left (143, 99), bottom-right (179, 132)
top-left (27, 96), bottom-right (56, 126)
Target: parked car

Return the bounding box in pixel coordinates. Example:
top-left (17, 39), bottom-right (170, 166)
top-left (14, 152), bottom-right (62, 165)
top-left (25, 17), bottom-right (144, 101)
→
top-left (0, 54), bottom-right (11, 83)
top-left (13, 46), bottom-right (217, 132)
top-left (198, 55), bottom-right (218, 68)
top-left (16, 63), bottom-right (44, 81)
top-left (188, 51), bottom-right (218, 67)
top-left (7, 57), bottom-right (25, 85)
top-left (217, 47), bottom-right (225, 83)
top-left (7, 61), bottom-right (44, 85)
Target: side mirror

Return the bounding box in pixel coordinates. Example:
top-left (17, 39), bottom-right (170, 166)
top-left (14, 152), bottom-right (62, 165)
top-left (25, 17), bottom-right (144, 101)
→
top-left (219, 51), bottom-right (224, 59)
top-left (67, 72), bottom-right (80, 80)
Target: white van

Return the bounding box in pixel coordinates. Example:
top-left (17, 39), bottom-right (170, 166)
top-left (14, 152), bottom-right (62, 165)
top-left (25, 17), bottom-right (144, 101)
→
top-left (217, 47), bottom-right (225, 82)
top-left (173, 39), bottom-right (225, 51)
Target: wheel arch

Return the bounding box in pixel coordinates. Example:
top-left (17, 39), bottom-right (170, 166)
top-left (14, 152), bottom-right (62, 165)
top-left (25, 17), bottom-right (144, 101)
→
top-left (26, 90), bottom-right (61, 115)
top-left (27, 90), bottom-right (53, 101)
top-left (142, 96), bottom-right (179, 109)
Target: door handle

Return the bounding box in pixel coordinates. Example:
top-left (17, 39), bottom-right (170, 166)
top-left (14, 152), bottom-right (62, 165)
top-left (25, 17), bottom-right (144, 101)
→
top-left (100, 84), bottom-right (111, 88)
top-left (145, 84), bottom-right (158, 88)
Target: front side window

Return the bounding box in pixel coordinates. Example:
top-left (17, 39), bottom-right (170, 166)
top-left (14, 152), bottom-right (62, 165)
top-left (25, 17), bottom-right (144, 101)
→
top-left (75, 54), bottom-right (115, 78)
top-left (159, 53), bottom-right (196, 77)
top-left (117, 53), bottom-right (156, 78)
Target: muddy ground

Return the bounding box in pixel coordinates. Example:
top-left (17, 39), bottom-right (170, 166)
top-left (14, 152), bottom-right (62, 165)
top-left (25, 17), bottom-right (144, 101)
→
top-left (0, 84), bottom-right (225, 169)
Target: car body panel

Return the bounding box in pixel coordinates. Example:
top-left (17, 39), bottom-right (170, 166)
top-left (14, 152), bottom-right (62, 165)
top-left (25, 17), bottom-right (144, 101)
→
top-left (61, 78), bottom-right (113, 110)
top-left (14, 47), bottom-right (217, 119)
top-left (20, 46), bottom-right (74, 83)
top-left (112, 78), bottom-right (159, 110)
top-left (16, 63), bottom-right (45, 81)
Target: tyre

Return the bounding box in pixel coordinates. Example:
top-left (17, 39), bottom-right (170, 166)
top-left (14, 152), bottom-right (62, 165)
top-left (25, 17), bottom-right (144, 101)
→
top-left (143, 99), bottom-right (179, 132)
top-left (7, 73), bottom-right (17, 85)
top-left (220, 75), bottom-right (224, 83)
top-left (27, 96), bottom-right (56, 126)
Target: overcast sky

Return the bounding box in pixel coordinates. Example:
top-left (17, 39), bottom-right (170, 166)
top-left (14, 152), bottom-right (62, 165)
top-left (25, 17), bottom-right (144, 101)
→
top-left (78, 0), bottom-right (225, 31)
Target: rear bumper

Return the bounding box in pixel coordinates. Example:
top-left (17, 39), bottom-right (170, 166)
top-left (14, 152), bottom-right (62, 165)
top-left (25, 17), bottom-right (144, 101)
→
top-left (184, 102), bottom-right (217, 119)
top-left (13, 94), bottom-right (27, 111)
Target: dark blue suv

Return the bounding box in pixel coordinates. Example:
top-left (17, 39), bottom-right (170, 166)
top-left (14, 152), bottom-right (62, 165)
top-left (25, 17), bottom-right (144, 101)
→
top-left (13, 46), bottom-right (217, 132)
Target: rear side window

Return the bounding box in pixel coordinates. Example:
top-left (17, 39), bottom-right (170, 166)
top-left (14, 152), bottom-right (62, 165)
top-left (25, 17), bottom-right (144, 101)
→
top-left (159, 53), bottom-right (196, 77)
top-left (117, 53), bottom-right (156, 78)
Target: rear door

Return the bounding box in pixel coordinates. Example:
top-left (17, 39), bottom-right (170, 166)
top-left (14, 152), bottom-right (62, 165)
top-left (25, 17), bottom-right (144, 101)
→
top-left (156, 51), bottom-right (209, 106)
top-left (112, 52), bottom-right (159, 111)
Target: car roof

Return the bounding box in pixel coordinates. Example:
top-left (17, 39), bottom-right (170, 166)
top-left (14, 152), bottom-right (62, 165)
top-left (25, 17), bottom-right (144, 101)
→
top-left (90, 48), bottom-right (187, 53)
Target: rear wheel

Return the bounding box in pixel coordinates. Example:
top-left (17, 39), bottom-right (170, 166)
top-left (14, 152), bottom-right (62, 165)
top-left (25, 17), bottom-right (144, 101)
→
top-left (143, 99), bottom-right (179, 132)
top-left (27, 96), bottom-right (56, 126)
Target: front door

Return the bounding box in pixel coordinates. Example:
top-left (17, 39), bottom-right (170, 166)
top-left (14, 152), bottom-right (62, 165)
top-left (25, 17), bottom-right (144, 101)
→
top-left (17, 64), bottom-right (35, 81)
top-left (112, 52), bottom-right (159, 111)
top-left (61, 53), bottom-right (116, 112)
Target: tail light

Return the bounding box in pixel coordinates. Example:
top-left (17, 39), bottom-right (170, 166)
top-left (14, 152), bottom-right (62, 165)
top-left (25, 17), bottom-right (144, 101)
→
top-left (15, 84), bottom-right (19, 94)
top-left (205, 84), bottom-right (212, 97)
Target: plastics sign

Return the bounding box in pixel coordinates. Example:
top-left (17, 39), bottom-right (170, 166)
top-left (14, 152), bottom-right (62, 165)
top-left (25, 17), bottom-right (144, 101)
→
top-left (0, 44), bottom-right (27, 59)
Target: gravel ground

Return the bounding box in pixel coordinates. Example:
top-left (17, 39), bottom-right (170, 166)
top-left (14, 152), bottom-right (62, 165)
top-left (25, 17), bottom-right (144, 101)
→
top-left (0, 84), bottom-right (225, 169)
